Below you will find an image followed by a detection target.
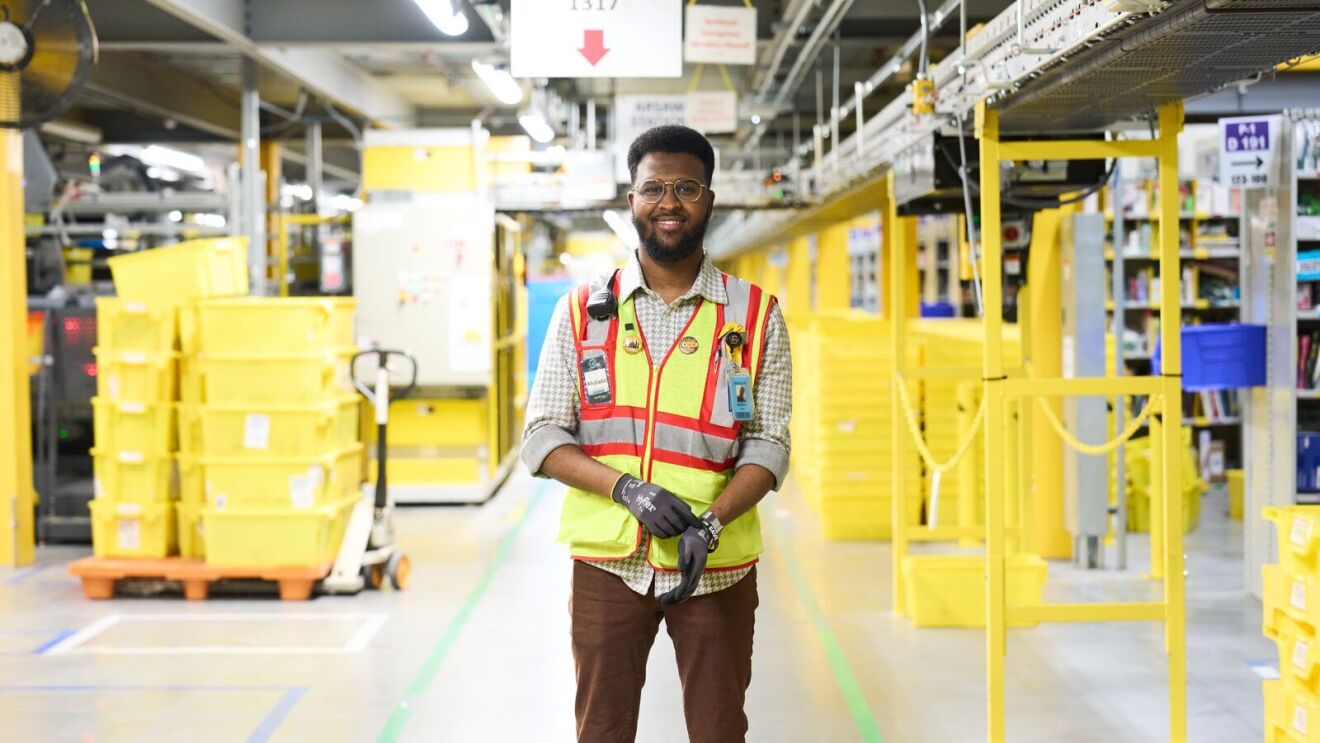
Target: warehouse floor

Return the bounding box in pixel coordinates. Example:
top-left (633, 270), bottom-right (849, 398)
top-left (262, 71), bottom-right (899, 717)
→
top-left (1, 473), bottom-right (1269, 742)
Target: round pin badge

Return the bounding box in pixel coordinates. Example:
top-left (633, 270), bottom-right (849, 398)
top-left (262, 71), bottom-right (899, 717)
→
top-left (623, 336), bottom-right (642, 354)
top-left (678, 336), bottom-right (700, 354)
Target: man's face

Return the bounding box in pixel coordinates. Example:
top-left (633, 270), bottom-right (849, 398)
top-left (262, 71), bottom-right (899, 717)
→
top-left (627, 151), bottom-right (715, 264)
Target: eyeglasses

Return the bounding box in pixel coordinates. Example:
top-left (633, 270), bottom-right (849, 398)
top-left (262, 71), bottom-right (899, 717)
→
top-left (632, 178), bottom-right (707, 204)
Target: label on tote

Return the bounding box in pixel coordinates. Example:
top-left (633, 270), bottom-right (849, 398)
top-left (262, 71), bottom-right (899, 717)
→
top-left (243, 413), bottom-right (271, 450)
top-left (118, 518), bottom-right (141, 551)
top-left (1293, 579), bottom-right (1308, 611)
top-left (1295, 705), bottom-right (1309, 735)
top-left (1294, 518), bottom-right (1312, 548)
top-left (289, 475), bottom-right (314, 509)
top-left (1294, 639), bottom-right (1310, 671)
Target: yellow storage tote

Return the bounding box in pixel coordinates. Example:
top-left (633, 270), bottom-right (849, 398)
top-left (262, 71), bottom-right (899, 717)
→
top-left (196, 397), bottom-right (360, 457)
top-left (194, 350), bottom-right (356, 405)
top-left (92, 449), bottom-right (176, 504)
top-left (177, 455), bottom-right (204, 504)
top-left (179, 356), bottom-right (203, 404)
top-left (194, 297), bottom-right (356, 355)
top-left (89, 500), bottom-right (176, 558)
top-left (95, 298), bottom-right (178, 352)
top-left (1267, 506), bottom-right (1320, 578)
top-left (176, 500), bottom-right (206, 559)
top-left (1228, 468), bottom-right (1244, 520)
top-left (202, 445), bottom-right (364, 510)
top-left (94, 349), bottom-right (177, 402)
top-left (93, 399), bottom-right (176, 453)
top-left (177, 405), bottom-right (201, 455)
top-left (107, 237), bottom-right (248, 305)
top-left (1265, 679), bottom-right (1320, 743)
top-left (902, 554), bottom-right (1048, 628)
top-left (203, 496), bottom-right (357, 568)
top-left (1272, 612), bottom-right (1320, 698)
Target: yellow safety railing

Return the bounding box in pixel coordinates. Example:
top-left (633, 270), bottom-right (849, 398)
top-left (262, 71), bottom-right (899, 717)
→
top-left (972, 100), bottom-right (1187, 742)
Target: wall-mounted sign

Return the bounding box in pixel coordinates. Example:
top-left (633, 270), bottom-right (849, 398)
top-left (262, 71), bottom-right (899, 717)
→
top-left (612, 93), bottom-right (740, 181)
top-left (510, 0), bottom-right (682, 79)
top-left (685, 91), bottom-right (738, 135)
top-left (684, 5), bottom-right (757, 65)
top-left (1219, 115), bottom-right (1281, 189)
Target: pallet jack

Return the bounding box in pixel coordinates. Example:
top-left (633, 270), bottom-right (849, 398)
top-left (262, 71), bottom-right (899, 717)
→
top-left (323, 348), bottom-right (418, 593)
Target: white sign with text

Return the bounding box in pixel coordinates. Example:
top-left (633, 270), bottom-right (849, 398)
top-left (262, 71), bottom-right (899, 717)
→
top-left (510, 0), bottom-right (682, 79)
top-left (684, 5), bottom-right (757, 65)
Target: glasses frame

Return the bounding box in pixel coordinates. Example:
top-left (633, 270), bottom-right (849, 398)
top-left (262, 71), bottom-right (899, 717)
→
top-left (631, 178), bottom-right (708, 204)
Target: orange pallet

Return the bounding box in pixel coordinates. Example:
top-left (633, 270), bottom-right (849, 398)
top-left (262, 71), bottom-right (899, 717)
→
top-left (68, 556), bottom-right (332, 601)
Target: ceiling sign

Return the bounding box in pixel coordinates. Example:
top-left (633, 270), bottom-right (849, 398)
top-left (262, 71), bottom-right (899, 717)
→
top-left (612, 93), bottom-right (739, 182)
top-left (1219, 115), bottom-right (1281, 190)
top-left (684, 5), bottom-right (757, 65)
top-left (510, 0), bottom-right (682, 79)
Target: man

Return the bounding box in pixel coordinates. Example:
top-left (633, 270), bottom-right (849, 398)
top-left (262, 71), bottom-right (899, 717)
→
top-left (521, 124), bottom-right (792, 743)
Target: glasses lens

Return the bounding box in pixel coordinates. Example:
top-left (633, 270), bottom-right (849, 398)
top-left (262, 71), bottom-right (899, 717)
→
top-left (675, 180), bottom-right (704, 202)
top-left (637, 180), bottom-right (665, 202)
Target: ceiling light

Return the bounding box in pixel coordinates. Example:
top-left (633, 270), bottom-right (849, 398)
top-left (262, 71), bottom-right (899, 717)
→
top-left (750, 114), bottom-right (762, 125)
top-left (140, 145), bottom-right (206, 174)
top-left (603, 209), bottom-right (639, 250)
top-left (471, 60), bottom-right (523, 105)
top-left (414, 0), bottom-right (469, 36)
top-left (519, 112), bottom-right (555, 144)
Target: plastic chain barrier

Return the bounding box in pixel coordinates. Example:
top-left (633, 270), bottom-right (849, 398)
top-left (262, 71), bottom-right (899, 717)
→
top-left (1032, 394), bottom-right (1156, 456)
top-left (894, 372), bottom-right (986, 475)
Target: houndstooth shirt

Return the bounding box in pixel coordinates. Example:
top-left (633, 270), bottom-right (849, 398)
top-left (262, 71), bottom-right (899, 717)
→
top-left (521, 251), bottom-right (792, 598)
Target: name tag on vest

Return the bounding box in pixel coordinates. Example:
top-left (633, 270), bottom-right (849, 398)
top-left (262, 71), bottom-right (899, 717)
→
top-left (580, 353), bottom-right (611, 404)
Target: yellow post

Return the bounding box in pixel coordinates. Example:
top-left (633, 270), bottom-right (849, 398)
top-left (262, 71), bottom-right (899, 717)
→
top-left (0, 129), bottom-right (35, 566)
top-left (976, 101), bottom-right (1008, 743)
top-left (816, 221), bottom-right (851, 310)
top-left (260, 140), bottom-right (282, 293)
top-left (887, 172), bottom-right (911, 616)
top-left (1005, 398), bottom-right (1021, 555)
top-left (1149, 406), bottom-right (1165, 578)
top-left (786, 235), bottom-right (812, 315)
top-left (1024, 208), bottom-right (1072, 558)
top-left (1156, 100), bottom-right (1188, 743)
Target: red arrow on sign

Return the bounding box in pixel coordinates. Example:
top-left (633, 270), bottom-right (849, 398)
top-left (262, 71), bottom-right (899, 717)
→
top-left (579, 29), bottom-right (609, 66)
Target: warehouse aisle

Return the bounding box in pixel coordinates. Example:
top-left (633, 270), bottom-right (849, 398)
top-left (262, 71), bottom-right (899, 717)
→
top-left (0, 473), bottom-right (1270, 742)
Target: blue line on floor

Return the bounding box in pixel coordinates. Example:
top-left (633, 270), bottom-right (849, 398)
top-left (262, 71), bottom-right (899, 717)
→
top-left (31, 629), bottom-right (75, 655)
top-left (6, 564), bottom-right (50, 585)
top-left (247, 687), bottom-right (310, 743)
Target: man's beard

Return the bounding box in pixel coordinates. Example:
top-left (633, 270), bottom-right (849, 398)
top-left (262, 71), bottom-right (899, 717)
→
top-left (634, 211), bottom-right (710, 265)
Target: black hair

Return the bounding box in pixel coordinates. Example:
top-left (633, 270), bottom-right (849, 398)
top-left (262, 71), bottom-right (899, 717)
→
top-left (626, 125), bottom-right (716, 185)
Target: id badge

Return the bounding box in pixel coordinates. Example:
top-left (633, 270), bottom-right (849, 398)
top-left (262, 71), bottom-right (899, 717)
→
top-left (727, 369), bottom-right (753, 421)
top-left (580, 353), bottom-right (612, 404)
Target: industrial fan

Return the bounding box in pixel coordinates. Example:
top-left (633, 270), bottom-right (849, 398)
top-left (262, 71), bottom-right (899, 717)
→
top-left (0, 0), bottom-right (97, 129)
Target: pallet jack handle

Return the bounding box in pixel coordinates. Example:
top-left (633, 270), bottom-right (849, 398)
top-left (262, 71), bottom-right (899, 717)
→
top-left (351, 348), bottom-right (418, 510)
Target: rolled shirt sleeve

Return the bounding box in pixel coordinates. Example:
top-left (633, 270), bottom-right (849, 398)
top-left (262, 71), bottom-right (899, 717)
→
top-left (521, 294), bottom-right (581, 477)
top-left (735, 301), bottom-right (792, 489)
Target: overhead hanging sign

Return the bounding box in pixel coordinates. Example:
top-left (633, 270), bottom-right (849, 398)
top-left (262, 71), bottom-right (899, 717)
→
top-left (684, 5), bottom-right (757, 65)
top-left (612, 93), bottom-right (739, 181)
top-left (510, 0), bottom-right (682, 79)
top-left (1219, 115), bottom-right (1281, 189)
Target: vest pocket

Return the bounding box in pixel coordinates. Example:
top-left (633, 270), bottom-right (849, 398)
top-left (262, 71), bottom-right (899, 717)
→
top-left (556, 488), bottom-right (635, 554)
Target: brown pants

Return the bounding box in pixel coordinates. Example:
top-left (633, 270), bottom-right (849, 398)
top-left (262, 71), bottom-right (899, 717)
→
top-left (569, 560), bottom-right (759, 743)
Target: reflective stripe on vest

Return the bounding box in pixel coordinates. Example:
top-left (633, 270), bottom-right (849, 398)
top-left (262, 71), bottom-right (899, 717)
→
top-left (556, 271), bottom-right (776, 570)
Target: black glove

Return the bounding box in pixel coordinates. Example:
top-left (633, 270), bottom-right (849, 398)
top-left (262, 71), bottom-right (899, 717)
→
top-left (659, 527), bottom-right (710, 605)
top-left (611, 474), bottom-right (703, 539)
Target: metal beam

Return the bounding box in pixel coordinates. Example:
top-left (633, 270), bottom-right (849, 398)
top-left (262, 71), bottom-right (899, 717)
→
top-left (83, 53), bottom-right (241, 139)
top-left (139, 0), bottom-right (415, 126)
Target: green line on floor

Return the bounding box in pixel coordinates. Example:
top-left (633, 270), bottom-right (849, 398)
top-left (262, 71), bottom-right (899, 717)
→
top-left (767, 515), bottom-right (885, 743)
top-left (376, 480), bottom-right (552, 743)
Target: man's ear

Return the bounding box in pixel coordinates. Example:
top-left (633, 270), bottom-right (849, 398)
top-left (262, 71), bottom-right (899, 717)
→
top-left (626, 190), bottom-right (636, 211)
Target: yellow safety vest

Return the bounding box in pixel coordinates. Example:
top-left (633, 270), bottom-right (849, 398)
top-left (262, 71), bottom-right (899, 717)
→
top-left (556, 271), bottom-right (776, 571)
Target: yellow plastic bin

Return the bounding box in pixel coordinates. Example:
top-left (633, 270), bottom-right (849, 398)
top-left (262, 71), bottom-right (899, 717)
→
top-left (1227, 469), bottom-right (1244, 520)
top-left (194, 350), bottom-right (356, 404)
top-left (902, 553), bottom-right (1048, 628)
top-left (89, 500), bottom-right (176, 558)
top-left (1264, 678), bottom-right (1320, 743)
top-left (107, 237), bottom-right (249, 305)
top-left (177, 405), bottom-right (202, 454)
top-left (179, 356), bottom-right (203, 404)
top-left (92, 450), bottom-right (176, 504)
top-left (92, 398), bottom-right (176, 453)
top-left (203, 496), bottom-right (357, 568)
top-left (1266, 506), bottom-right (1320, 580)
top-left (94, 349), bottom-right (178, 402)
top-left (202, 445), bottom-right (364, 510)
top-left (194, 297), bottom-right (356, 355)
top-left (196, 397), bottom-right (360, 457)
top-left (1271, 611), bottom-right (1320, 698)
top-left (176, 500), bottom-right (206, 559)
top-left (95, 298), bottom-right (178, 352)
top-left (177, 454), bottom-right (205, 505)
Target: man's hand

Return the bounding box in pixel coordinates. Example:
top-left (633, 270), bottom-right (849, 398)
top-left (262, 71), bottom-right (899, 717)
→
top-left (659, 527), bottom-right (710, 605)
top-left (611, 474), bottom-right (703, 539)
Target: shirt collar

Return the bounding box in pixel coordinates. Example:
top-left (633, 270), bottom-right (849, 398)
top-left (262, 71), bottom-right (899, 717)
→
top-left (619, 250), bottom-right (728, 306)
